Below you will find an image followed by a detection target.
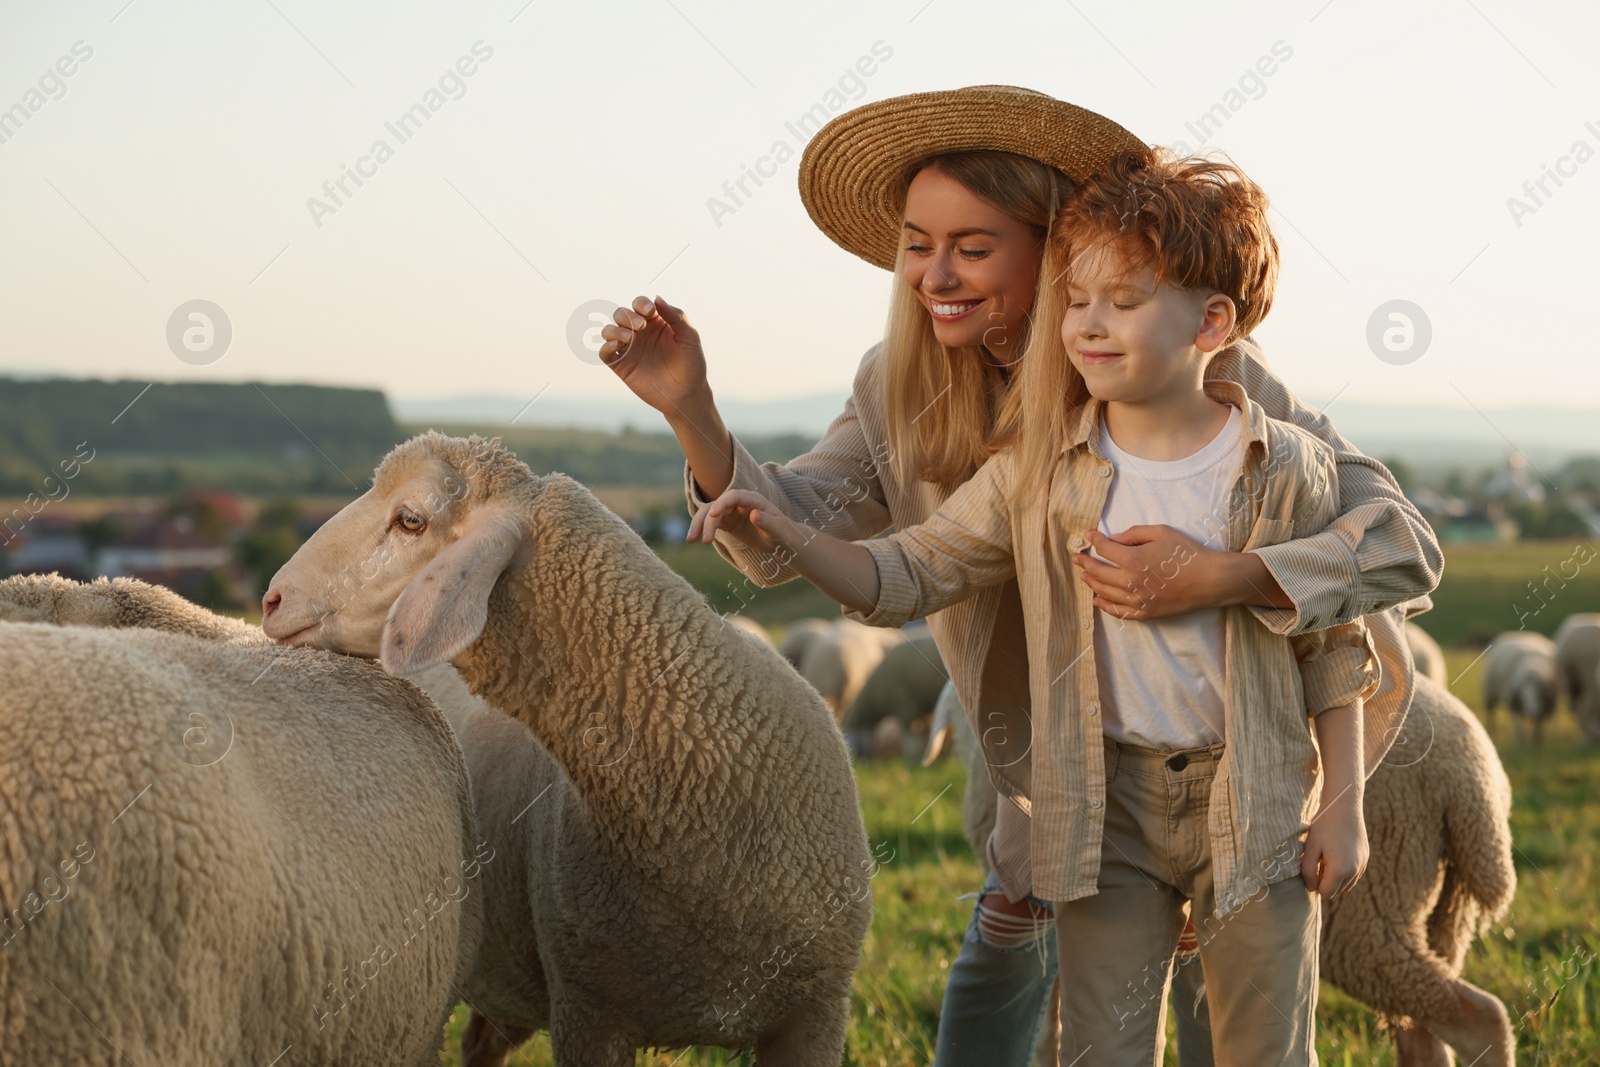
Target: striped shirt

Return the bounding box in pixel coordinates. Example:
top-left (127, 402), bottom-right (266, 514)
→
top-left (846, 378), bottom-right (1382, 915)
top-left (684, 338), bottom-right (1442, 905)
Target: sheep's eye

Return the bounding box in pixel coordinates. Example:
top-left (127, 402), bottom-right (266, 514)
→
top-left (395, 507), bottom-right (426, 533)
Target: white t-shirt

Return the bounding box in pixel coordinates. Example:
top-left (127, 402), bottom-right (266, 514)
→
top-left (1090, 405), bottom-right (1244, 749)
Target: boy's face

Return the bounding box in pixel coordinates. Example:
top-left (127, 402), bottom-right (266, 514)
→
top-left (1059, 241), bottom-right (1233, 405)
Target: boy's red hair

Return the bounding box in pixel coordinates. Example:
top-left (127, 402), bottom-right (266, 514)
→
top-left (1051, 147), bottom-right (1279, 344)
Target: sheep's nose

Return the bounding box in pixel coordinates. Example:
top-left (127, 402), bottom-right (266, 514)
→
top-left (262, 590), bottom-right (281, 616)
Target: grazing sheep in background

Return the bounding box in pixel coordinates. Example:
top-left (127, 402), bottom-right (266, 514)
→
top-left (1482, 631), bottom-right (1561, 744)
top-left (261, 432), bottom-right (874, 1067)
top-left (798, 618), bottom-right (905, 721)
top-left (927, 676), bottom-right (1517, 1067)
top-left (843, 633), bottom-right (949, 760)
top-left (1554, 613), bottom-right (1600, 743)
top-left (1406, 621), bottom-right (1447, 686)
top-left (777, 617), bottom-right (832, 669)
top-left (0, 580), bottom-right (483, 1067)
top-left (725, 614), bottom-right (772, 644)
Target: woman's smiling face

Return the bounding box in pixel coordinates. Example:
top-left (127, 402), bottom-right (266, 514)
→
top-left (900, 166), bottom-right (1044, 362)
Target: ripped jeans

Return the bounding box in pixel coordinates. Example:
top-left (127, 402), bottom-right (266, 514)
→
top-left (933, 868), bottom-right (1059, 1067)
top-left (934, 869), bottom-right (1218, 1067)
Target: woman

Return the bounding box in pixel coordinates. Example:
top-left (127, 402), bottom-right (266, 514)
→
top-left (600, 86), bottom-right (1441, 1066)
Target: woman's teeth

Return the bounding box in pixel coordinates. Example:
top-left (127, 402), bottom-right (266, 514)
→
top-left (931, 300), bottom-right (981, 317)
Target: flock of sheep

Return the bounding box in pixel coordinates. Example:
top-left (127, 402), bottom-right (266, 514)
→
top-left (0, 430), bottom-right (1541, 1066)
top-left (1480, 614), bottom-right (1600, 745)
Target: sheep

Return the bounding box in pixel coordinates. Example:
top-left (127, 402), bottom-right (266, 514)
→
top-left (928, 675), bottom-right (1517, 1067)
top-left (726, 614), bottom-right (773, 645)
top-left (1554, 613), bottom-right (1600, 743)
top-left (778, 617), bottom-right (833, 670)
top-left (0, 571), bottom-right (263, 644)
top-left (1482, 631), bottom-right (1561, 745)
top-left (0, 576), bottom-right (484, 1067)
top-left (400, 661), bottom-right (561, 1067)
top-left (260, 432), bottom-right (875, 1067)
top-left (842, 633), bottom-right (949, 760)
top-left (1406, 621), bottom-right (1447, 686)
top-left (797, 618), bottom-right (905, 721)
top-left (923, 682), bottom-right (996, 883)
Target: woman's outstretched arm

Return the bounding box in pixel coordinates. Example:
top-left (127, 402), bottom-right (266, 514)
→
top-left (603, 296), bottom-right (896, 587)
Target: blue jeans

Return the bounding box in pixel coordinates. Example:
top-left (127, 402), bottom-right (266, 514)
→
top-left (934, 871), bottom-right (1218, 1067)
top-left (934, 869), bottom-right (1059, 1067)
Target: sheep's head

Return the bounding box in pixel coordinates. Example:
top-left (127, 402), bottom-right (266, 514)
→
top-left (1511, 672), bottom-right (1554, 721)
top-left (263, 432), bottom-right (538, 674)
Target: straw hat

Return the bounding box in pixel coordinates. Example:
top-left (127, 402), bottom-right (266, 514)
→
top-left (798, 85), bottom-right (1147, 271)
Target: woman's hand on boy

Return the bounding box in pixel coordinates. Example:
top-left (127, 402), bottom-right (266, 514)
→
top-left (689, 490), bottom-right (801, 554)
top-left (1300, 787), bottom-right (1369, 899)
top-left (1072, 525), bottom-right (1294, 619)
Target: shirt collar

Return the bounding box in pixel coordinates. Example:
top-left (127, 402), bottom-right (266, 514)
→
top-left (1063, 374), bottom-right (1269, 458)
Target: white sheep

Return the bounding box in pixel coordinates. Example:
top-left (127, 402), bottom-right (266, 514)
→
top-left (0, 573), bottom-right (484, 1067)
top-left (261, 432), bottom-right (875, 1066)
top-left (927, 675), bottom-right (1517, 1066)
top-left (726, 614), bottom-right (773, 645)
top-left (842, 632), bottom-right (949, 760)
top-left (1482, 631), bottom-right (1561, 744)
top-left (797, 618), bottom-right (905, 721)
top-left (1554, 613), bottom-right (1600, 743)
top-left (778, 617), bottom-right (833, 670)
top-left (1406, 621), bottom-right (1447, 686)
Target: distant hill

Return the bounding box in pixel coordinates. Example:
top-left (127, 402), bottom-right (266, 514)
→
top-left (0, 376), bottom-right (400, 496)
top-left (0, 375), bottom-right (816, 497)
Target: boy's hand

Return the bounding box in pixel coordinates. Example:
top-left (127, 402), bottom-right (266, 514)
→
top-left (1301, 785), bottom-right (1368, 899)
top-left (688, 490), bottom-right (801, 553)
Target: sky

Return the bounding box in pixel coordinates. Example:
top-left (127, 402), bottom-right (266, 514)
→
top-left (1, 0), bottom-right (1596, 431)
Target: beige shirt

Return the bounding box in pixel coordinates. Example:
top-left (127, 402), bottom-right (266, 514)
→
top-left (684, 339), bottom-right (1442, 903)
top-left (846, 379), bottom-right (1382, 915)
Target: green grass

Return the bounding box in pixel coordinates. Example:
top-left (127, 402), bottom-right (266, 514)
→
top-left (429, 641), bottom-right (1600, 1065)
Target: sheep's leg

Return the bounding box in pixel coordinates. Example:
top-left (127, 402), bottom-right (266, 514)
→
top-left (1328, 916), bottom-right (1513, 1067)
top-left (547, 1008), bottom-right (633, 1067)
top-left (1393, 1021), bottom-right (1453, 1066)
top-left (754, 992), bottom-right (849, 1067)
top-left (461, 1011), bottom-right (537, 1067)
top-left (1425, 980), bottom-right (1514, 1067)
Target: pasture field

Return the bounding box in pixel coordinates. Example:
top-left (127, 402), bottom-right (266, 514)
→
top-left (432, 643), bottom-right (1600, 1066)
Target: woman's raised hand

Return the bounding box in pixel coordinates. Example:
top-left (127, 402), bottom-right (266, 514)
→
top-left (600, 295), bottom-right (710, 419)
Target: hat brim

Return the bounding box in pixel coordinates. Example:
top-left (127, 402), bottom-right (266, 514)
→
top-left (798, 86), bottom-right (1147, 271)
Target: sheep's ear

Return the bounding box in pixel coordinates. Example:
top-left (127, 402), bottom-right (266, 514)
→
top-left (381, 506), bottom-right (526, 675)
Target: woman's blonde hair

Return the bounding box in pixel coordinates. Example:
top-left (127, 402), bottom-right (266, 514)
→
top-left (881, 151), bottom-right (1073, 492)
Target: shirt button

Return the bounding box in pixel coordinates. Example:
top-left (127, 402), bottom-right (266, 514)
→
top-left (1089, 797), bottom-right (1103, 809)
top-left (1098, 465), bottom-right (1112, 477)
top-left (1087, 703), bottom-right (1099, 716)
top-left (1082, 616), bottom-right (1093, 630)
top-left (1069, 535), bottom-right (1087, 551)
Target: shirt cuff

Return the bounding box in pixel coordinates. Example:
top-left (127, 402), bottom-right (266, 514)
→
top-left (842, 537), bottom-right (920, 629)
top-left (1301, 626), bottom-right (1380, 715)
top-left (682, 434), bottom-right (800, 587)
top-left (1248, 526), bottom-right (1363, 635)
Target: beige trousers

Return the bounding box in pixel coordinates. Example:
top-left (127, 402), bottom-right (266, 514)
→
top-left (1053, 737), bottom-right (1320, 1067)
